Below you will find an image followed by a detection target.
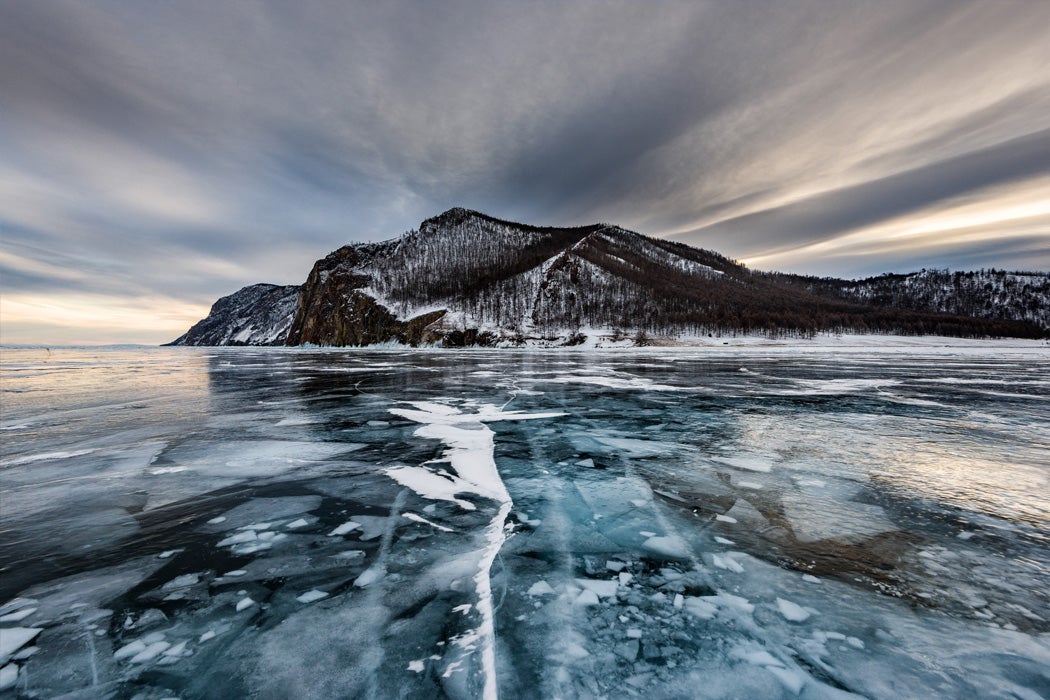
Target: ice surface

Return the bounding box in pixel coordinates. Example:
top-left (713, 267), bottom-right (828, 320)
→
top-left (3, 347), bottom-right (1049, 699)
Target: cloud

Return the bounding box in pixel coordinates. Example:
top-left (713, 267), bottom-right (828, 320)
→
top-left (1, 0), bottom-right (1048, 342)
top-left (676, 129), bottom-right (1050, 259)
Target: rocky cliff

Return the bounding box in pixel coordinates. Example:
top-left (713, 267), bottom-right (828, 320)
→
top-left (168, 283), bottom-right (300, 346)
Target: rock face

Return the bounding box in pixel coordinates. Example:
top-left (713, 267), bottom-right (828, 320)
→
top-left (285, 243), bottom-right (446, 346)
top-left (170, 208), bottom-right (1048, 346)
top-left (168, 283), bottom-right (300, 346)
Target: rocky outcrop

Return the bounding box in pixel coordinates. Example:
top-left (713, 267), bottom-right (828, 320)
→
top-left (283, 244), bottom-right (448, 346)
top-left (167, 283), bottom-right (300, 346)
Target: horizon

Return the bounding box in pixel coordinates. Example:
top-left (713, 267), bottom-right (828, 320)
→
top-left (2, 1), bottom-right (1049, 345)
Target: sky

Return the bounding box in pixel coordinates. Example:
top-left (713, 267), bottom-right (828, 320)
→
top-left (1, 1), bottom-right (1048, 345)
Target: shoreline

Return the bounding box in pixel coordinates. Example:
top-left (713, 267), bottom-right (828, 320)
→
top-left (2, 334), bottom-right (1048, 354)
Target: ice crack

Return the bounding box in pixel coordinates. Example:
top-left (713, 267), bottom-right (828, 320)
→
top-left (386, 401), bottom-right (565, 699)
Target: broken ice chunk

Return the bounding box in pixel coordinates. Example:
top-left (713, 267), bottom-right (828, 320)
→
top-left (296, 590), bottom-right (329, 604)
top-left (113, 640), bottom-right (147, 661)
top-left (157, 549), bottom-right (180, 559)
top-left (199, 631), bottom-right (217, 643)
top-left (712, 455), bottom-right (773, 472)
top-left (408, 659), bottom-right (425, 673)
top-left (776, 598), bottom-right (810, 622)
top-left (331, 550), bottom-right (366, 561)
top-left (642, 535), bottom-right (690, 558)
top-left (575, 590), bottom-right (600, 606)
top-left (626, 629), bottom-right (642, 639)
top-left (217, 531), bottom-right (257, 547)
top-left (10, 647), bottom-right (37, 661)
top-left (130, 641), bottom-right (171, 663)
top-left (328, 521), bottom-right (361, 537)
top-left (235, 597), bottom-right (255, 612)
top-left (683, 597), bottom-right (718, 619)
top-left (729, 645), bottom-right (783, 668)
top-left (0, 627), bottom-right (41, 662)
top-left (231, 541), bottom-right (271, 555)
top-left (163, 573), bottom-right (200, 590)
top-left (802, 574), bottom-right (821, 584)
top-left (206, 516), bottom-right (227, 524)
top-left (575, 579), bottom-right (618, 599)
top-left (163, 641), bottom-right (187, 657)
top-left (0, 599), bottom-right (36, 617)
top-left (714, 536), bottom-right (734, 545)
top-left (285, 518), bottom-right (310, 529)
top-left (238, 522), bottom-right (273, 531)
top-left (707, 592), bottom-right (754, 614)
top-left (0, 664), bottom-right (18, 692)
top-left (711, 554), bottom-right (744, 573)
top-left (403, 512), bottom-right (454, 532)
top-left (354, 566), bottom-right (383, 588)
top-left (527, 581), bottom-right (555, 596)
top-left (0, 608), bottom-right (36, 623)
top-left (715, 514), bottom-right (737, 523)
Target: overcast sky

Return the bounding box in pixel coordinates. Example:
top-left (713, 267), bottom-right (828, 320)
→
top-left (2, 0), bottom-right (1048, 344)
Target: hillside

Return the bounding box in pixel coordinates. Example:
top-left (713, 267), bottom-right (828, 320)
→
top-left (170, 208), bottom-right (1047, 346)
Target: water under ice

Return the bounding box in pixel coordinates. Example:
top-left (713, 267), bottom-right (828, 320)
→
top-left (0, 345), bottom-right (1048, 699)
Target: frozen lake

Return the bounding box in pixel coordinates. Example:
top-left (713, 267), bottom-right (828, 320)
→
top-left (1, 345), bottom-right (1048, 699)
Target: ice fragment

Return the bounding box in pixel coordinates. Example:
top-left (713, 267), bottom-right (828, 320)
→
top-left (296, 590), bottom-right (329, 604)
top-left (776, 598), bottom-right (811, 622)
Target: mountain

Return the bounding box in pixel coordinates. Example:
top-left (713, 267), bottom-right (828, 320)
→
top-left (170, 283), bottom-right (300, 346)
top-left (773, 269), bottom-right (1050, 331)
top-left (170, 208), bottom-right (1048, 346)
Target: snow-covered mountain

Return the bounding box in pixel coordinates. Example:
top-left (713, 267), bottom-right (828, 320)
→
top-left (815, 270), bottom-right (1050, 331)
top-left (170, 283), bottom-right (300, 346)
top-left (170, 208), bottom-right (1048, 346)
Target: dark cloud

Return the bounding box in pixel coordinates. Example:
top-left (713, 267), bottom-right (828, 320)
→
top-left (1, 0), bottom-right (1048, 342)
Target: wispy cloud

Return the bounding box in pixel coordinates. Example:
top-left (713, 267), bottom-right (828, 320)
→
top-left (2, 0), bottom-right (1048, 342)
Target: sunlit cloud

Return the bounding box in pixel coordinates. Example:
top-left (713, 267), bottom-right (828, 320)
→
top-left (743, 176), bottom-right (1050, 272)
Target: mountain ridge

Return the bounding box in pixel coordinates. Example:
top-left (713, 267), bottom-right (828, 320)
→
top-left (169, 208), bottom-right (1048, 346)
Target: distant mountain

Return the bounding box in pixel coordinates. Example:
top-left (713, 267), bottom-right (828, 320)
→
top-left (773, 269), bottom-right (1050, 331)
top-left (169, 208), bottom-right (1047, 346)
top-left (170, 283), bottom-right (300, 346)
